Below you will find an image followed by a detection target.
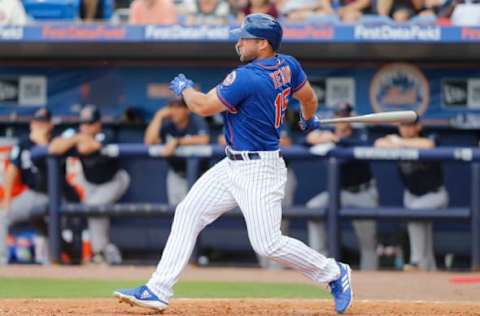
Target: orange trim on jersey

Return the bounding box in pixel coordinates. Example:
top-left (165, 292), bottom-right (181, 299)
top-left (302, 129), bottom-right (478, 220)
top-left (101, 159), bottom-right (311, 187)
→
top-left (292, 78), bottom-right (307, 93)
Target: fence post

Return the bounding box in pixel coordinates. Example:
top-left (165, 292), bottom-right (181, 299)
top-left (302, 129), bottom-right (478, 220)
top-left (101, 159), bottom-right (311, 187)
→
top-left (327, 157), bottom-right (340, 259)
top-left (47, 155), bottom-right (62, 263)
top-left (471, 162), bottom-right (480, 270)
top-left (186, 158), bottom-right (200, 189)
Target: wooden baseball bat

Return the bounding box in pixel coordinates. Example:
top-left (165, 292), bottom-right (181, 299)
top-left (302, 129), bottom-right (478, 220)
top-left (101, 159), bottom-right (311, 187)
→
top-left (317, 111), bottom-right (418, 125)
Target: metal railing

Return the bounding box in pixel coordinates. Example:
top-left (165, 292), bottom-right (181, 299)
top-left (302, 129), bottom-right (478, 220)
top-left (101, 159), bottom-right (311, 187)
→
top-left (30, 144), bottom-right (480, 270)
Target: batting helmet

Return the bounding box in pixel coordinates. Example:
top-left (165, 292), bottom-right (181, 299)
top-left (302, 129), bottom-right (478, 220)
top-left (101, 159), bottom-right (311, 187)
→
top-left (231, 13), bottom-right (283, 51)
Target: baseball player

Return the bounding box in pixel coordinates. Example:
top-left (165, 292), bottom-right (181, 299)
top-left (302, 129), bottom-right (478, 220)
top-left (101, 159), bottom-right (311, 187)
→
top-left (306, 103), bottom-right (378, 271)
top-left (115, 13), bottom-right (352, 314)
top-left (0, 108), bottom-right (79, 265)
top-left (375, 118), bottom-right (448, 271)
top-left (144, 98), bottom-right (210, 205)
top-left (49, 105), bottom-right (130, 264)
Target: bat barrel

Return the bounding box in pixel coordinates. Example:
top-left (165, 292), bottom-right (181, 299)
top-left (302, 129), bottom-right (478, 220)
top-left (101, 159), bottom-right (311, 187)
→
top-left (318, 111), bottom-right (418, 125)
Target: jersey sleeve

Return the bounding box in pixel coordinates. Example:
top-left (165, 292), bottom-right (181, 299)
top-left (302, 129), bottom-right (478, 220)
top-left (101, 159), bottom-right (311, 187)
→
top-left (215, 68), bottom-right (251, 112)
top-left (287, 56), bottom-right (307, 93)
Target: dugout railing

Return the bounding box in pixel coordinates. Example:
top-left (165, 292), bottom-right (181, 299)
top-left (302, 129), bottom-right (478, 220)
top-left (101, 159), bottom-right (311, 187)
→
top-left (30, 144), bottom-right (480, 270)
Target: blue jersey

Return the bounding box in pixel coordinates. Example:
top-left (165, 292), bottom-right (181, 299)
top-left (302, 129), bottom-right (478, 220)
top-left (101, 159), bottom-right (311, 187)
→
top-left (216, 53), bottom-right (307, 151)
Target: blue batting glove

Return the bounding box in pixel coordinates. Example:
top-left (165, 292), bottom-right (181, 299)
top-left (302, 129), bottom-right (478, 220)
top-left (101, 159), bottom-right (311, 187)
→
top-left (299, 115), bottom-right (320, 133)
top-left (169, 73), bottom-right (194, 96)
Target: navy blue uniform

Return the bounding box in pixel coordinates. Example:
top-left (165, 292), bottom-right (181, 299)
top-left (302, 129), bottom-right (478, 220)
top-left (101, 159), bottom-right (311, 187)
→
top-left (160, 114), bottom-right (209, 176)
top-left (397, 133), bottom-right (444, 196)
top-left (337, 130), bottom-right (374, 190)
top-left (62, 129), bottom-right (119, 184)
top-left (10, 138), bottom-right (49, 193)
top-left (10, 137), bottom-right (78, 200)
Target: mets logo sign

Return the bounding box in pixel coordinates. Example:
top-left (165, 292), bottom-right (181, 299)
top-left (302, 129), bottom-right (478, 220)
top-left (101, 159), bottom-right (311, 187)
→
top-left (370, 63), bottom-right (429, 115)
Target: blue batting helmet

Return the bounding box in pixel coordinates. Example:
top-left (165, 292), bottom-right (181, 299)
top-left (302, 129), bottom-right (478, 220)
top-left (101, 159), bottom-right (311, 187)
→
top-left (231, 13), bottom-right (283, 51)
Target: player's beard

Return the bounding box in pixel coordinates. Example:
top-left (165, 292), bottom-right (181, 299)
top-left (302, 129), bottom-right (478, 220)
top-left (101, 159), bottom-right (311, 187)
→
top-left (236, 43), bottom-right (255, 63)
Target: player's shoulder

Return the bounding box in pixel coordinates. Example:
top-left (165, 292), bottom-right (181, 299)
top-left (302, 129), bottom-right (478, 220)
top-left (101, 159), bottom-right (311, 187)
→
top-left (278, 53), bottom-right (302, 68)
top-left (15, 136), bottom-right (32, 150)
top-left (277, 53), bottom-right (294, 61)
top-left (234, 64), bottom-right (255, 75)
top-left (221, 65), bottom-right (253, 86)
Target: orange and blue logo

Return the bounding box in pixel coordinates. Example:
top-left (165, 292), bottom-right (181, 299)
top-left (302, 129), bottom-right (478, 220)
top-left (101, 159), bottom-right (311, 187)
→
top-left (370, 63), bottom-right (429, 115)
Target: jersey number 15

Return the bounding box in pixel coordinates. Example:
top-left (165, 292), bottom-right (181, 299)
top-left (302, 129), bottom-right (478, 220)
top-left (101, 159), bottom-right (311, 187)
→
top-left (274, 87), bottom-right (291, 128)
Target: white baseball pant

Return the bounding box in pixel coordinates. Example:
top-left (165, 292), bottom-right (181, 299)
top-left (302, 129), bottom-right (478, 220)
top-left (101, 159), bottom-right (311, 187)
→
top-left (306, 182), bottom-right (379, 271)
top-left (404, 186), bottom-right (448, 271)
top-left (147, 152), bottom-right (340, 302)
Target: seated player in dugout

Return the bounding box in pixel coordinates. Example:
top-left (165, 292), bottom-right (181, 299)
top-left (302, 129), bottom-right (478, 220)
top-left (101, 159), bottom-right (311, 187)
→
top-left (374, 117), bottom-right (449, 271)
top-left (144, 98), bottom-right (210, 205)
top-left (49, 105), bottom-right (130, 265)
top-left (0, 108), bottom-right (80, 265)
top-left (305, 102), bottom-right (379, 271)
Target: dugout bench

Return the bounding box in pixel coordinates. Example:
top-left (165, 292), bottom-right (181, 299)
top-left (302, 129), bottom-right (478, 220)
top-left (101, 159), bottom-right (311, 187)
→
top-left (32, 144), bottom-right (480, 270)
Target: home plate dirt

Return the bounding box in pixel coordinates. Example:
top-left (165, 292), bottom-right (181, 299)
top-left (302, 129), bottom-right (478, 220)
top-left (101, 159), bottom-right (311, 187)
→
top-left (1, 298), bottom-right (480, 316)
top-left (0, 265), bottom-right (479, 315)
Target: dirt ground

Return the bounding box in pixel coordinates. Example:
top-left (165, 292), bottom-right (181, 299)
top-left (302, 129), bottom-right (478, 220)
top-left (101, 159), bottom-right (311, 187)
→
top-left (1, 265), bottom-right (480, 316)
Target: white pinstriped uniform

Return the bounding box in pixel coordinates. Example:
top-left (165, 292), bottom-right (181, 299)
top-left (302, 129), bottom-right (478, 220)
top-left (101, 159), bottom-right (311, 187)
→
top-left (146, 148), bottom-right (340, 302)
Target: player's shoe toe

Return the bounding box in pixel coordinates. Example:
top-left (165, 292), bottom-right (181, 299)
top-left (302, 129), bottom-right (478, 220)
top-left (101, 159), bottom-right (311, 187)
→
top-left (329, 262), bottom-right (353, 314)
top-left (113, 285), bottom-right (168, 311)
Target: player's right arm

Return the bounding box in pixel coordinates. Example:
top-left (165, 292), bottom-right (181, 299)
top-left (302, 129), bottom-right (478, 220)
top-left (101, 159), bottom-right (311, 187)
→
top-left (49, 129), bottom-right (79, 154)
top-left (306, 130), bottom-right (337, 145)
top-left (144, 107), bottom-right (171, 145)
top-left (375, 135), bottom-right (434, 149)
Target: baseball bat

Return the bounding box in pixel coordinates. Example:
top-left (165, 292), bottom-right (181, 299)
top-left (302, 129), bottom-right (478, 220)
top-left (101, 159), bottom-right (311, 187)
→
top-left (317, 111), bottom-right (418, 125)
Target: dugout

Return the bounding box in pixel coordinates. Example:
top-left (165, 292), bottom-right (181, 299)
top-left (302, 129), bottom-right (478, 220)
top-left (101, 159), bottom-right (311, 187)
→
top-left (1, 23), bottom-right (480, 268)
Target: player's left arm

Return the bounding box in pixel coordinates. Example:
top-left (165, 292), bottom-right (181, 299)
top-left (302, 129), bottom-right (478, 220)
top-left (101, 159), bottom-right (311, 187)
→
top-left (375, 135), bottom-right (434, 149)
top-left (293, 81), bottom-right (318, 120)
top-left (178, 116), bottom-right (210, 145)
top-left (76, 134), bottom-right (102, 154)
top-left (396, 137), bottom-right (435, 149)
top-left (178, 134), bottom-right (210, 145)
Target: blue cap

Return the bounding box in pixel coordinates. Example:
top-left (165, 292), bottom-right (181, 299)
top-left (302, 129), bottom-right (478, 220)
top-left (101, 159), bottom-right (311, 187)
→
top-left (33, 107), bottom-right (51, 122)
top-left (231, 13), bottom-right (283, 51)
top-left (79, 105), bottom-right (101, 124)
